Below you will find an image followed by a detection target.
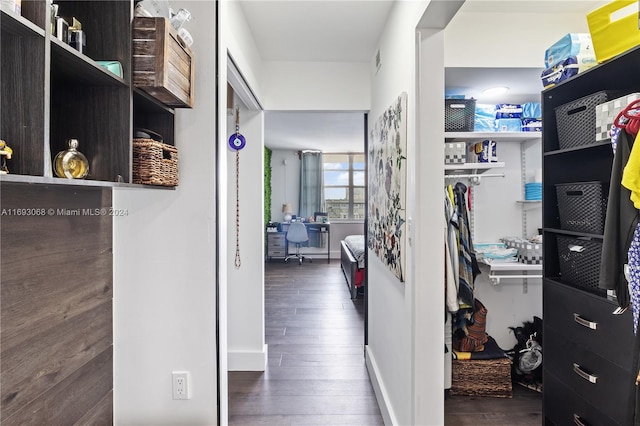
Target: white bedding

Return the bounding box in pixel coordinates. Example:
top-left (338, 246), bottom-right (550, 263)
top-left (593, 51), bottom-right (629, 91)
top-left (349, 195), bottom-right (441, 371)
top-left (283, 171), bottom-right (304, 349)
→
top-left (344, 235), bottom-right (365, 269)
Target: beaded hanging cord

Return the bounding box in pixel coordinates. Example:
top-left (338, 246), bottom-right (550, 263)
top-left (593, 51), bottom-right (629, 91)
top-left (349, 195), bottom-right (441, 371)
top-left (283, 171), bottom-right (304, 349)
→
top-left (234, 107), bottom-right (242, 268)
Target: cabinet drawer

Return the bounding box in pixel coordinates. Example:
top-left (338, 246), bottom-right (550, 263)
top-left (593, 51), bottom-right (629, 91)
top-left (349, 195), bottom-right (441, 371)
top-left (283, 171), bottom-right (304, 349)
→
top-left (544, 280), bottom-right (634, 370)
top-left (545, 329), bottom-right (635, 425)
top-left (544, 373), bottom-right (623, 426)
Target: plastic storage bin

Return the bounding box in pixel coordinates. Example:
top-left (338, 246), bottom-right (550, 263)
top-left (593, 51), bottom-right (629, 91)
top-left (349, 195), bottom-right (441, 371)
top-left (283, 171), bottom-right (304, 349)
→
top-left (555, 91), bottom-right (614, 149)
top-left (587, 0), bottom-right (640, 63)
top-left (595, 92), bottom-right (640, 142)
top-left (556, 182), bottom-right (607, 234)
top-left (445, 142), bottom-right (466, 164)
top-left (445, 99), bottom-right (476, 132)
top-left (557, 235), bottom-right (605, 295)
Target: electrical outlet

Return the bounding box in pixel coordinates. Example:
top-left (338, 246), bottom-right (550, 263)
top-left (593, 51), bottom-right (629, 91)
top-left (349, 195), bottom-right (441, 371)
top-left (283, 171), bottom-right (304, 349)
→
top-left (172, 371), bottom-right (191, 400)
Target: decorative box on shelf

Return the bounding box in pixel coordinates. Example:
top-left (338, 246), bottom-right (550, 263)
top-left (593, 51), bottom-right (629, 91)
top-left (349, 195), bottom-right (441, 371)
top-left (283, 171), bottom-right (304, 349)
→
top-left (132, 17), bottom-right (194, 108)
top-left (132, 138), bottom-right (178, 187)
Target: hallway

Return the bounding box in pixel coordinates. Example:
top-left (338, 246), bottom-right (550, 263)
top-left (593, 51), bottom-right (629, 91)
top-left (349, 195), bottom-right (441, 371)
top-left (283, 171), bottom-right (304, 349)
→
top-left (228, 260), bottom-right (384, 425)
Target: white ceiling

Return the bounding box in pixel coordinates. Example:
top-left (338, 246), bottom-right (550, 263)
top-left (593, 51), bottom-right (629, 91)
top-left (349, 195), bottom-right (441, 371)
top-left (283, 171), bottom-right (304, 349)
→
top-left (238, 0), bottom-right (608, 152)
top-left (264, 111), bottom-right (366, 153)
top-left (238, 0), bottom-right (394, 62)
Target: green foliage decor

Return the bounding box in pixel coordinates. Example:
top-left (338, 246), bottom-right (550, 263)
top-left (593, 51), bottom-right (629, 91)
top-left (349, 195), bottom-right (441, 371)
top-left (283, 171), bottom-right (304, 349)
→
top-left (264, 147), bottom-right (272, 227)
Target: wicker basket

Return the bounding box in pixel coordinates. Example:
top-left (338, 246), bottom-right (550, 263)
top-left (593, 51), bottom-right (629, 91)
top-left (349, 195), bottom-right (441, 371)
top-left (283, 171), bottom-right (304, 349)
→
top-left (451, 358), bottom-right (513, 398)
top-left (132, 138), bottom-right (179, 186)
top-left (555, 91), bottom-right (614, 150)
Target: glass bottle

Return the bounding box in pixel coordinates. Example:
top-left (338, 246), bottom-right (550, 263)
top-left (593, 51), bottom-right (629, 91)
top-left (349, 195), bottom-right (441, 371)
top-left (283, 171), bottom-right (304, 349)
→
top-left (54, 138), bottom-right (89, 179)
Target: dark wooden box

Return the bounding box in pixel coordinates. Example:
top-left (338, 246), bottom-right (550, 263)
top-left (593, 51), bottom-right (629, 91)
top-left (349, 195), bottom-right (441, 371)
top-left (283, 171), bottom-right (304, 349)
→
top-left (132, 17), bottom-right (194, 108)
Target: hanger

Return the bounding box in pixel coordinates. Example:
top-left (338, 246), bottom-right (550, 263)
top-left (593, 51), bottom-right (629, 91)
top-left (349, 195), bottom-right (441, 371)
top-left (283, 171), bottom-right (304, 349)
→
top-left (613, 99), bottom-right (640, 138)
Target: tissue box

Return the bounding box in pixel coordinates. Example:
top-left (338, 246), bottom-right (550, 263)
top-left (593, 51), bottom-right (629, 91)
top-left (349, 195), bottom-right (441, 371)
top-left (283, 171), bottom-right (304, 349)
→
top-left (522, 102), bottom-right (542, 119)
top-left (473, 140), bottom-right (497, 163)
top-left (521, 118), bottom-right (542, 132)
top-left (496, 118), bottom-right (521, 132)
top-left (495, 104), bottom-right (522, 119)
top-left (544, 33), bottom-right (595, 68)
top-left (475, 104), bottom-right (497, 132)
top-left (445, 142), bottom-right (466, 164)
top-left (540, 55), bottom-right (596, 88)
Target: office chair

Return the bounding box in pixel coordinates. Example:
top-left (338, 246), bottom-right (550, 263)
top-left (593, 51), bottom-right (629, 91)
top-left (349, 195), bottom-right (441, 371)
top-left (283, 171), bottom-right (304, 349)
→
top-left (285, 222), bottom-right (310, 265)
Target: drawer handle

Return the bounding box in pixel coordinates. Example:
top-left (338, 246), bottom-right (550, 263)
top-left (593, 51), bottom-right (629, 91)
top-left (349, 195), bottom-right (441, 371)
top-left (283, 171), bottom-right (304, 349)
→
top-left (573, 414), bottom-right (588, 426)
top-left (573, 313), bottom-right (598, 330)
top-left (573, 363), bottom-right (598, 384)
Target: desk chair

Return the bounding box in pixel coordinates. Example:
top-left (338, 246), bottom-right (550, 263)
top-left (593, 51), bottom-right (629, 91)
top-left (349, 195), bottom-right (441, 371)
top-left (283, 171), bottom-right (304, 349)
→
top-left (285, 222), bottom-right (310, 265)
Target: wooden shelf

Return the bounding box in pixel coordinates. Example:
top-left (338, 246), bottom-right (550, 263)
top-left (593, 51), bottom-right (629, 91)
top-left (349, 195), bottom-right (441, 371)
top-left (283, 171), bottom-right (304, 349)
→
top-left (0, 173), bottom-right (175, 189)
top-left (50, 37), bottom-right (128, 87)
top-left (1, 9), bottom-right (45, 37)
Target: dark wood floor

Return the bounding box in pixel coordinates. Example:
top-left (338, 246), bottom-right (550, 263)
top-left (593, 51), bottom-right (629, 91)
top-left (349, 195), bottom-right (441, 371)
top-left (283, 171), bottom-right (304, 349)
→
top-left (228, 259), bottom-right (542, 425)
top-left (228, 260), bottom-right (383, 425)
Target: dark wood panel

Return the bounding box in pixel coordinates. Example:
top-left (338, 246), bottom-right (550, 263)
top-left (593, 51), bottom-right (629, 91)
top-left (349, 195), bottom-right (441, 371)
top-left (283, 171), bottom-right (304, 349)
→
top-left (0, 33), bottom-right (46, 176)
top-left (1, 301), bottom-right (113, 420)
top-left (0, 184), bottom-right (113, 422)
top-left (3, 347), bottom-right (113, 426)
top-left (1, 184), bottom-right (112, 348)
top-left (74, 390), bottom-right (113, 426)
top-left (20, 0), bottom-right (48, 31)
top-left (54, 0), bottom-right (131, 80)
top-left (49, 84), bottom-right (130, 182)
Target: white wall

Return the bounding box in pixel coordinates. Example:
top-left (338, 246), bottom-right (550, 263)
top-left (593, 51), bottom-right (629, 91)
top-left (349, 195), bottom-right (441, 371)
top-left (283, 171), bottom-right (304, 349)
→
top-left (469, 141), bottom-right (543, 348)
top-left (262, 61), bottom-right (370, 111)
top-left (365, 2), bottom-right (434, 426)
top-left (226, 99), bottom-right (267, 371)
top-left (444, 9), bottom-right (595, 68)
top-left (112, 2), bottom-right (218, 424)
top-left (269, 149), bottom-right (301, 223)
top-left (226, 0), bottom-right (264, 105)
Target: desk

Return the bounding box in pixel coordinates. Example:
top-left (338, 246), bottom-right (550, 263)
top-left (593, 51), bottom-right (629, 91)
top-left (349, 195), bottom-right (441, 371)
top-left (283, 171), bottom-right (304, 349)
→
top-left (266, 222), bottom-right (331, 263)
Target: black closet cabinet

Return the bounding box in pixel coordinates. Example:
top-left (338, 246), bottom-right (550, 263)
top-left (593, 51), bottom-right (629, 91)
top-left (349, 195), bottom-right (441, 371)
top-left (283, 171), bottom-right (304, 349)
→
top-left (542, 46), bottom-right (640, 426)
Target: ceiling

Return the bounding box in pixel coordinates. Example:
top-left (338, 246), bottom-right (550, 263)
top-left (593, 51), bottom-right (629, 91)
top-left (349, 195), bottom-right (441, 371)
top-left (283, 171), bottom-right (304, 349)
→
top-left (238, 0), bottom-right (608, 152)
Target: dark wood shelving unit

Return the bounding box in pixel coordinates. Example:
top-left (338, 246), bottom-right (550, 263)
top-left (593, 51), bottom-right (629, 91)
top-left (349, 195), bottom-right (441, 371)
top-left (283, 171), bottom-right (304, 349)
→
top-left (542, 45), bottom-right (640, 426)
top-left (1, 0), bottom-right (179, 186)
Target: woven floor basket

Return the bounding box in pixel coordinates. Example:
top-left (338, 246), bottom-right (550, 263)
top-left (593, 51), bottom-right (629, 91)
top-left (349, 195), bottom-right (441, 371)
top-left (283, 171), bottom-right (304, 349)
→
top-left (132, 139), bottom-right (178, 186)
top-left (450, 358), bottom-right (513, 398)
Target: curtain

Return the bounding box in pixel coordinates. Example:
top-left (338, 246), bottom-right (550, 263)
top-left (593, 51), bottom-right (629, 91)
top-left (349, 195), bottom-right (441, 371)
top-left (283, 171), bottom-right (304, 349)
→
top-left (299, 151), bottom-right (324, 247)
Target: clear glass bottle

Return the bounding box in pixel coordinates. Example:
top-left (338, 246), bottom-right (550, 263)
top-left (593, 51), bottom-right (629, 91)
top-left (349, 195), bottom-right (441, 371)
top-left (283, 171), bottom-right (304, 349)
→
top-left (54, 138), bottom-right (89, 179)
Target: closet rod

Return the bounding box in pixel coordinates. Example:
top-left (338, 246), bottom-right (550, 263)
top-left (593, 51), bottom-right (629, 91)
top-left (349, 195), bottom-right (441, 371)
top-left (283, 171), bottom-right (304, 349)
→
top-left (489, 274), bottom-right (543, 285)
top-left (444, 173), bottom-right (505, 179)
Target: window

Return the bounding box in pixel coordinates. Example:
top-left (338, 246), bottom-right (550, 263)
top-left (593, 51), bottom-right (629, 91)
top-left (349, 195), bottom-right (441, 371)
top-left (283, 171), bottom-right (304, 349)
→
top-left (323, 153), bottom-right (365, 220)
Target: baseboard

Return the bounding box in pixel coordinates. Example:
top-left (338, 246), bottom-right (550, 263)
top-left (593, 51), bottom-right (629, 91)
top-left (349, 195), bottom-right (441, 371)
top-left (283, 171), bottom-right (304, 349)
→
top-left (365, 346), bottom-right (398, 426)
top-left (227, 344), bottom-right (268, 371)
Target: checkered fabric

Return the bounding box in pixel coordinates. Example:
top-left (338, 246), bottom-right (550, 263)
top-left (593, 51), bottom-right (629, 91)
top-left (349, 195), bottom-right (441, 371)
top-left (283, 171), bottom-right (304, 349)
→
top-left (445, 142), bottom-right (466, 165)
top-left (596, 93), bottom-right (640, 142)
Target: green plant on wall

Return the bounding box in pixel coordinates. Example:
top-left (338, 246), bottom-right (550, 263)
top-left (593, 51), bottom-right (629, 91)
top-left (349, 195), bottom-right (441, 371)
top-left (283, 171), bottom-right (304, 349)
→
top-left (264, 147), bottom-right (272, 227)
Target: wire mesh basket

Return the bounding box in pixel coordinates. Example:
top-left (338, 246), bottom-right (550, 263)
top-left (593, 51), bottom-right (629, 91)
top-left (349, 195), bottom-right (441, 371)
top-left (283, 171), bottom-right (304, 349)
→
top-left (445, 99), bottom-right (476, 132)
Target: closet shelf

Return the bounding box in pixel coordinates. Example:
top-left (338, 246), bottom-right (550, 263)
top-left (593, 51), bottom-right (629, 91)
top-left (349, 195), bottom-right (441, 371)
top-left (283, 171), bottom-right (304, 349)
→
top-left (481, 261), bottom-right (543, 285)
top-left (0, 174), bottom-right (175, 189)
top-left (445, 162), bottom-right (505, 175)
top-left (445, 132), bottom-right (541, 142)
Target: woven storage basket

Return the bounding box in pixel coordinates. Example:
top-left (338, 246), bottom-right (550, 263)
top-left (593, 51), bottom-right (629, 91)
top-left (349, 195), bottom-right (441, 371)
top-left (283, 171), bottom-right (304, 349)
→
top-left (445, 99), bottom-right (476, 132)
top-left (132, 138), bottom-right (179, 186)
top-left (555, 91), bottom-right (613, 150)
top-left (556, 182), bottom-right (607, 234)
top-left (450, 358), bottom-right (513, 398)
top-left (557, 235), bottom-right (605, 295)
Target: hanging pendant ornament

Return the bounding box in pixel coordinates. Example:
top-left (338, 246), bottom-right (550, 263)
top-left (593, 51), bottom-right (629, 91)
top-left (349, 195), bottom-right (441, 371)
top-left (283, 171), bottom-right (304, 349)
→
top-left (228, 107), bottom-right (246, 151)
top-left (231, 106), bottom-right (243, 269)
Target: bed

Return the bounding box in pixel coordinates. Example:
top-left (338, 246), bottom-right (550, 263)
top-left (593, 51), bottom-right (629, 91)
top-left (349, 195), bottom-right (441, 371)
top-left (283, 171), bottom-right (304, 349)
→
top-left (341, 235), bottom-right (366, 299)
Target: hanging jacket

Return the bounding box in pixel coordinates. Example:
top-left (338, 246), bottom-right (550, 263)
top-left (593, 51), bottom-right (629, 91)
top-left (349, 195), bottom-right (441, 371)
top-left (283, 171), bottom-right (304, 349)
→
top-left (600, 129), bottom-right (637, 308)
top-left (453, 182), bottom-right (480, 308)
top-left (445, 191), bottom-right (460, 313)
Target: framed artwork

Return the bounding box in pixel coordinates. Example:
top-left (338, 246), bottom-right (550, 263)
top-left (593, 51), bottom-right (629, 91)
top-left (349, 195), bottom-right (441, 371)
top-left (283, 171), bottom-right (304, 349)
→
top-left (368, 92), bottom-right (407, 282)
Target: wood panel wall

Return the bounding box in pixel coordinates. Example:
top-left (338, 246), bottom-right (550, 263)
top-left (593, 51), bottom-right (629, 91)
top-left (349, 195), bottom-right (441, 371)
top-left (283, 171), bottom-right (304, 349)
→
top-left (1, 184), bottom-right (113, 424)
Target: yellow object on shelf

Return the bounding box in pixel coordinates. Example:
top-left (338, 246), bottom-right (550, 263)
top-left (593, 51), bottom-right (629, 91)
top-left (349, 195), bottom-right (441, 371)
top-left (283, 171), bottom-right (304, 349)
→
top-left (587, 0), bottom-right (640, 63)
